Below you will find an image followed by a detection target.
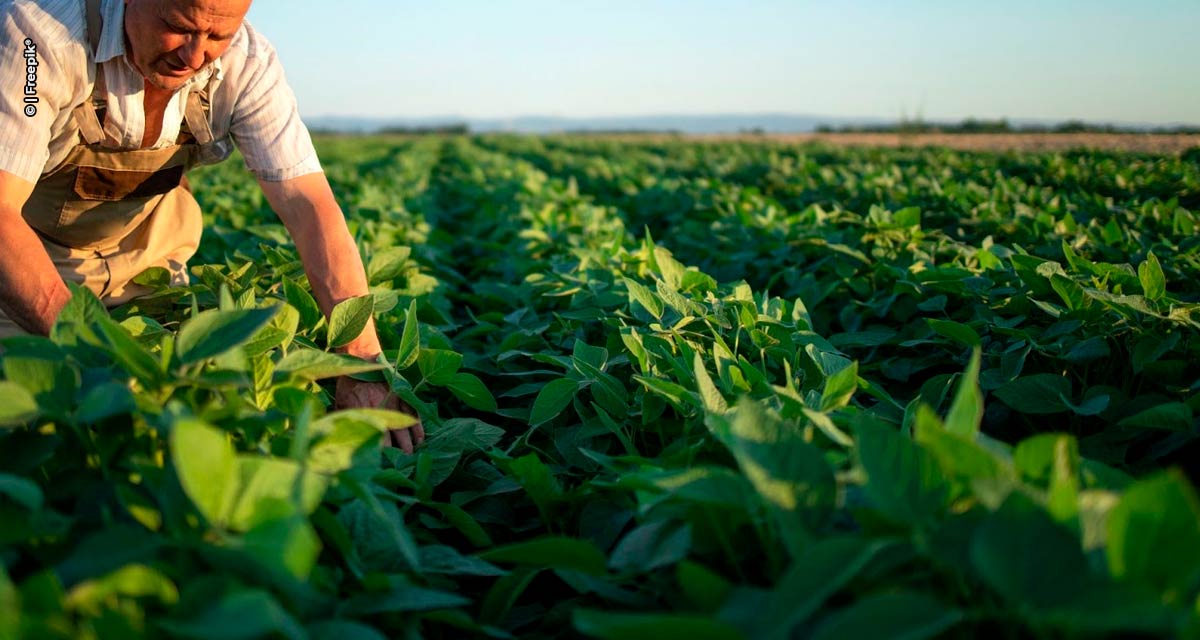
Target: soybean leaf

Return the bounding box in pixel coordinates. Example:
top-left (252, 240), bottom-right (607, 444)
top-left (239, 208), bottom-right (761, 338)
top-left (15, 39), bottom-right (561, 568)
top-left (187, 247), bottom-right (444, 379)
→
top-left (1106, 470), bottom-right (1200, 599)
top-left (993, 374), bottom-right (1072, 415)
top-left (573, 610), bottom-right (742, 640)
top-left (159, 589), bottom-right (305, 640)
top-left (623, 277), bottom-right (664, 319)
top-left (810, 592), bottom-right (963, 640)
top-left (480, 537), bottom-right (607, 576)
top-left (275, 349), bottom-right (385, 381)
top-left (283, 277), bottom-right (322, 330)
top-left (328, 295), bottom-right (374, 349)
top-left (857, 421), bottom-right (947, 528)
top-left (175, 307), bottom-right (278, 365)
top-left (944, 348), bottom-right (983, 437)
top-left (530, 378), bottom-right (581, 426)
top-left (418, 349), bottom-right (463, 385)
top-left (0, 382), bottom-right (37, 427)
top-left (1138, 252), bottom-right (1166, 302)
top-left (395, 299), bottom-right (420, 370)
top-left (170, 418), bottom-right (239, 528)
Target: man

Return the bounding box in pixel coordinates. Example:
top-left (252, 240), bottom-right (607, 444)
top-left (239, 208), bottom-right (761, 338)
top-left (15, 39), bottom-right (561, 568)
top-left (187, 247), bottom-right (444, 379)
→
top-left (0, 0), bottom-right (425, 452)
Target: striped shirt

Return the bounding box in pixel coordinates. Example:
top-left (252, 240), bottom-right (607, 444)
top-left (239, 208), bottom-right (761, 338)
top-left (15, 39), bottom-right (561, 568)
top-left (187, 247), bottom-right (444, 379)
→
top-left (0, 0), bottom-right (322, 184)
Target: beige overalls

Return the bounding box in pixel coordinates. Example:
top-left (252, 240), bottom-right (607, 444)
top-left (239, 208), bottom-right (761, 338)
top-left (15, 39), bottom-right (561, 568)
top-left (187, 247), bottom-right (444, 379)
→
top-left (0, 0), bottom-right (232, 338)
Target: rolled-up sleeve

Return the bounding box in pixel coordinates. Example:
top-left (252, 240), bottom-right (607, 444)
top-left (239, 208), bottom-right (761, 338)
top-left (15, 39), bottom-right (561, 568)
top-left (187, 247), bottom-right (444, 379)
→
top-left (0, 1), bottom-right (82, 182)
top-left (227, 25), bottom-right (322, 182)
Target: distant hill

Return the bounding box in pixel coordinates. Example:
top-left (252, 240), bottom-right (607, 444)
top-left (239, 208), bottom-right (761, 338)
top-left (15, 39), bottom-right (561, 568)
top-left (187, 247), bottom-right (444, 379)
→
top-left (305, 113), bottom-right (889, 134)
top-left (303, 113), bottom-right (1198, 135)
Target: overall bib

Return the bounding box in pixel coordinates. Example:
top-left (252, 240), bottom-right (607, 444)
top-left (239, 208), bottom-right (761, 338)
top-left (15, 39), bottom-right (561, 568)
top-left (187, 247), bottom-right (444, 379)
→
top-left (0, 0), bottom-right (232, 338)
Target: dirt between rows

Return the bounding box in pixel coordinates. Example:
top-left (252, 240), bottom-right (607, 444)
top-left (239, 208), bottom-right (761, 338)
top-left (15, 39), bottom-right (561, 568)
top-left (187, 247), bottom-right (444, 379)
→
top-left (691, 132), bottom-right (1200, 154)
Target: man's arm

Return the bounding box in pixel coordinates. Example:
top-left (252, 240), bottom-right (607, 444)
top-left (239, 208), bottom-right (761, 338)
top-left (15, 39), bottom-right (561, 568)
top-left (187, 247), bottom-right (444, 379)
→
top-left (258, 172), bottom-right (382, 359)
top-left (258, 172), bottom-right (425, 453)
top-left (0, 169), bottom-right (72, 335)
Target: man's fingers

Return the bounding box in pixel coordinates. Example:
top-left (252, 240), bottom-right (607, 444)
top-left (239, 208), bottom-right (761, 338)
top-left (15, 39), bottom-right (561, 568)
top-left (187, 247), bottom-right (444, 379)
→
top-left (390, 428), bottom-right (413, 455)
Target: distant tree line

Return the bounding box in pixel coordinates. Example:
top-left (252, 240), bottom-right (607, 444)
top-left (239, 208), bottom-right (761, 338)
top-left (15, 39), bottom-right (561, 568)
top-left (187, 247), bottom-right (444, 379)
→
top-left (309, 124), bottom-right (471, 136)
top-left (815, 118), bottom-right (1200, 135)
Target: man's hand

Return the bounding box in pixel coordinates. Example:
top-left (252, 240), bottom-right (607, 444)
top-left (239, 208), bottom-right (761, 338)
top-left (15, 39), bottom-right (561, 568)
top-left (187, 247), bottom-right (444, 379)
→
top-left (335, 376), bottom-right (426, 454)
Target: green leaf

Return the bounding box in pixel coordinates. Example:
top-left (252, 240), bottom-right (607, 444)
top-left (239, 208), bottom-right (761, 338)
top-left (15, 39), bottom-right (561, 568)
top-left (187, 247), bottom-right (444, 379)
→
top-left (307, 418), bottom-right (383, 475)
top-left (308, 620), bottom-right (388, 640)
top-left (479, 536), bottom-right (607, 576)
top-left (766, 537), bottom-right (889, 636)
top-left (857, 421), bottom-right (947, 527)
top-left (283, 277), bottom-right (322, 330)
top-left (971, 494), bottom-right (1089, 608)
top-left (175, 307), bottom-right (278, 365)
top-left (75, 382), bottom-right (136, 424)
top-left (927, 318), bottom-right (981, 348)
top-left (339, 578), bottom-right (471, 616)
top-left (228, 458), bottom-right (327, 530)
top-left (811, 592), bottom-right (962, 640)
top-left (623, 277), bottom-right (664, 319)
top-left (693, 353), bottom-right (728, 414)
top-left (275, 348), bottom-right (385, 381)
top-left (170, 418), bottom-right (239, 528)
top-left (1138, 252), bottom-right (1166, 301)
top-left (574, 610), bottom-right (743, 640)
top-left (1013, 433), bottom-right (1080, 523)
top-left (64, 564), bottom-right (178, 616)
top-left (159, 589), bottom-right (305, 640)
top-left (529, 378), bottom-right (581, 426)
top-left (609, 520), bottom-right (692, 573)
top-left (944, 348), bottom-right (983, 437)
top-left (0, 474), bottom-right (42, 511)
top-left (328, 295), bottom-right (374, 349)
top-left (92, 316), bottom-right (165, 387)
top-left (394, 300), bottom-right (420, 370)
top-left (820, 360), bottom-right (858, 411)
top-left (240, 514), bottom-right (321, 580)
top-left (1116, 402), bottom-right (1193, 431)
top-left (1106, 470), bottom-right (1200, 600)
top-left (242, 304), bottom-right (300, 356)
top-left (0, 382), bottom-right (37, 427)
top-left (50, 282), bottom-right (107, 344)
top-left (676, 561), bottom-right (732, 612)
top-left (417, 349), bottom-right (463, 385)
top-left (993, 374), bottom-right (1072, 414)
top-left (338, 497), bottom-right (421, 573)
top-left (913, 406), bottom-right (1013, 509)
top-left (366, 246), bottom-right (412, 284)
top-left (713, 399), bottom-right (836, 524)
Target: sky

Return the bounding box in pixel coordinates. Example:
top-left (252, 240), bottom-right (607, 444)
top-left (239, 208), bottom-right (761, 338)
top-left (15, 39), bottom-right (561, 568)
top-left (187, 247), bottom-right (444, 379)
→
top-left (245, 0), bottom-right (1200, 125)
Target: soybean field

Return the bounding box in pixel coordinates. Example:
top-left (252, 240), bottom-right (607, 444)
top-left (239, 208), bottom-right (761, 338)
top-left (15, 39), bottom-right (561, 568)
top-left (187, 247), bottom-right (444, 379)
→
top-left (3, 135), bottom-right (1200, 639)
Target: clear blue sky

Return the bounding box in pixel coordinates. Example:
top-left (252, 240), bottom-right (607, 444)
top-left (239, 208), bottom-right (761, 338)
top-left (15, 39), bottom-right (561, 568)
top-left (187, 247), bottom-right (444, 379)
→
top-left (245, 0), bottom-right (1199, 125)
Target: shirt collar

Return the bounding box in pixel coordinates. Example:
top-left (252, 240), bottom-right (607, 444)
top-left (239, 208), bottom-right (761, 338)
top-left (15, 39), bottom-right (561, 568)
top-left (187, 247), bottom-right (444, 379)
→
top-left (95, 0), bottom-right (226, 88)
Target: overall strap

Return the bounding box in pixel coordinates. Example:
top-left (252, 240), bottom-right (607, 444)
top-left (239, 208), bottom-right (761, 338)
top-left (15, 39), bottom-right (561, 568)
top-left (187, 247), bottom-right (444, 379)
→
top-left (183, 90), bottom-right (216, 146)
top-left (73, 0), bottom-right (107, 145)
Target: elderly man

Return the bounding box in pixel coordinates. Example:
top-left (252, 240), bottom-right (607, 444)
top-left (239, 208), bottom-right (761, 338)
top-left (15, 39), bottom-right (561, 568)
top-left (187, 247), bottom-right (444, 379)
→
top-left (0, 0), bottom-right (424, 452)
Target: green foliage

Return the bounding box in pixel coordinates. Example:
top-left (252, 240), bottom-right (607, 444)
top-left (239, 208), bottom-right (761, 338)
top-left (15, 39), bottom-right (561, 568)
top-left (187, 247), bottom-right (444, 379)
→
top-left (2, 135), bottom-right (1199, 638)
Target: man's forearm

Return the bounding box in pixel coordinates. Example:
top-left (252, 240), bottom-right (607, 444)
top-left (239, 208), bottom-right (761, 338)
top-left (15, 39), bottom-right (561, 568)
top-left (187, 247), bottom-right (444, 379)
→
top-left (293, 211), bottom-right (383, 359)
top-left (260, 174), bottom-right (383, 360)
top-left (0, 209), bottom-right (71, 335)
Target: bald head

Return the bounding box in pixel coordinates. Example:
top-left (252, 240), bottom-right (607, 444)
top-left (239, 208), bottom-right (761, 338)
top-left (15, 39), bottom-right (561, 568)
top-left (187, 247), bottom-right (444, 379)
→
top-left (124, 0), bottom-right (253, 91)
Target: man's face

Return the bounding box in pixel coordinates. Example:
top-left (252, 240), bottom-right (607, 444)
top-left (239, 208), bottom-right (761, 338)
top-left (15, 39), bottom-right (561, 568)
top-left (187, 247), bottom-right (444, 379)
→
top-left (124, 0), bottom-right (252, 91)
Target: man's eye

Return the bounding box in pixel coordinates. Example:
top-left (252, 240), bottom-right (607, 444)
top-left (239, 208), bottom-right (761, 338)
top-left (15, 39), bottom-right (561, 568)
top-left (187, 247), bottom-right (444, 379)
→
top-left (162, 19), bottom-right (190, 34)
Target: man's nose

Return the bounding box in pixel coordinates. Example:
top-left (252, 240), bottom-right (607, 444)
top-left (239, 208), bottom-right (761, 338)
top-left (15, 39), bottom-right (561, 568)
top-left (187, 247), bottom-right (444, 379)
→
top-left (179, 36), bottom-right (207, 70)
